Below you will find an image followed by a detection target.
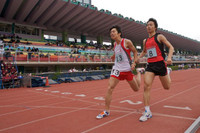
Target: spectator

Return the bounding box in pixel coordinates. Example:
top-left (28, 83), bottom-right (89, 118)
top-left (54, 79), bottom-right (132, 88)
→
top-left (26, 41), bottom-right (31, 45)
top-left (2, 73), bottom-right (11, 88)
top-left (4, 48), bottom-right (12, 60)
top-left (27, 47), bottom-right (32, 60)
top-left (16, 48), bottom-right (23, 55)
top-left (54, 51), bottom-right (58, 56)
top-left (68, 68), bottom-right (73, 72)
top-left (0, 44), bottom-right (4, 61)
top-left (73, 67), bottom-right (78, 72)
top-left (45, 52), bottom-right (51, 58)
top-left (0, 38), bottom-right (3, 45)
top-left (40, 51), bottom-right (44, 58)
top-left (23, 47), bottom-right (27, 52)
top-left (31, 47), bottom-right (36, 52)
top-left (10, 66), bottom-right (17, 74)
top-left (16, 38), bottom-right (20, 43)
top-left (35, 48), bottom-right (39, 52)
top-left (2, 67), bottom-right (6, 76)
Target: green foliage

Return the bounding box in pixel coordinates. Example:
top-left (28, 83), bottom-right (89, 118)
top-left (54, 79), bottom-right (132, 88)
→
top-left (168, 66), bottom-right (179, 71)
top-left (52, 72), bottom-right (61, 80)
top-left (184, 65), bottom-right (189, 69)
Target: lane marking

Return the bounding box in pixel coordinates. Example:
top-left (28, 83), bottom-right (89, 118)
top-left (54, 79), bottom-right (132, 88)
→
top-left (0, 100), bottom-right (75, 117)
top-left (94, 97), bottom-right (105, 101)
top-left (1, 75), bottom-right (199, 132)
top-left (82, 84), bottom-right (200, 133)
top-left (81, 112), bottom-right (135, 133)
top-left (35, 88), bottom-right (43, 91)
top-left (112, 77), bottom-right (200, 102)
top-left (185, 116), bottom-right (200, 133)
top-left (150, 84), bottom-right (200, 107)
top-left (51, 91), bottom-right (60, 93)
top-left (0, 104), bottom-right (97, 132)
top-left (75, 94), bottom-right (86, 97)
top-left (61, 92), bottom-right (72, 95)
top-left (164, 105), bottom-right (192, 111)
top-left (119, 100), bottom-right (142, 105)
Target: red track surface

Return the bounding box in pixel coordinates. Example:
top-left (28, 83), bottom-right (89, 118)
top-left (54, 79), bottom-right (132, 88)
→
top-left (0, 69), bottom-right (200, 133)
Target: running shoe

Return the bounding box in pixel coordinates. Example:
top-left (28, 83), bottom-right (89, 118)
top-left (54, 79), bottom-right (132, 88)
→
top-left (96, 110), bottom-right (110, 119)
top-left (139, 110), bottom-right (152, 122)
top-left (136, 68), bottom-right (145, 74)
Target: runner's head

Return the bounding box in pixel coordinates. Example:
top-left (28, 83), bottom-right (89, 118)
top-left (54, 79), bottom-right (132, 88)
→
top-left (146, 18), bottom-right (158, 33)
top-left (110, 25), bottom-right (122, 40)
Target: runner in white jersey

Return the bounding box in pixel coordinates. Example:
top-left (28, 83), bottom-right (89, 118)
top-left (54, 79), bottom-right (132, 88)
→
top-left (96, 25), bottom-right (145, 119)
top-left (112, 38), bottom-right (132, 72)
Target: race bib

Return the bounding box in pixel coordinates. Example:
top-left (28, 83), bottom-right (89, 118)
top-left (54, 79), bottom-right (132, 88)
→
top-left (111, 69), bottom-right (120, 77)
top-left (147, 47), bottom-right (157, 58)
top-left (115, 53), bottom-right (124, 63)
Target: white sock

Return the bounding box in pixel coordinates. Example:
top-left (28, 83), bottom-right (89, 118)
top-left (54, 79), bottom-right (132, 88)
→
top-left (145, 106), bottom-right (150, 112)
top-left (167, 67), bottom-right (172, 75)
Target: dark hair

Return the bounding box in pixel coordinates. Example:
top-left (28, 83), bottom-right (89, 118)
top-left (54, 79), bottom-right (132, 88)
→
top-left (110, 25), bottom-right (122, 37)
top-left (147, 18), bottom-right (158, 29)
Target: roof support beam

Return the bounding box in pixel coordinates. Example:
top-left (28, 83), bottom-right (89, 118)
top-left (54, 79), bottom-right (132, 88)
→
top-left (5, 0), bottom-right (23, 19)
top-left (0, 0), bottom-right (7, 16)
top-left (27, 0), bottom-right (54, 24)
top-left (16, 0), bottom-right (39, 22)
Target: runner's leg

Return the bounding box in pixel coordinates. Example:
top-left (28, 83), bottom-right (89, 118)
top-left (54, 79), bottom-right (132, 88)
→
top-left (139, 71), bottom-right (155, 121)
top-left (105, 77), bottom-right (119, 111)
top-left (159, 74), bottom-right (171, 90)
top-left (144, 72), bottom-right (155, 106)
top-left (127, 72), bottom-right (141, 91)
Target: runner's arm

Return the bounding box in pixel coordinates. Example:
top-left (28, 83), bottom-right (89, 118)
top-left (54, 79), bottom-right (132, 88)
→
top-left (138, 39), bottom-right (147, 59)
top-left (126, 40), bottom-right (138, 70)
top-left (111, 54), bottom-right (115, 62)
top-left (158, 35), bottom-right (174, 64)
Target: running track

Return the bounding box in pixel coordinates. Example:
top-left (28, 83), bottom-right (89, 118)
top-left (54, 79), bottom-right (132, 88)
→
top-left (0, 69), bottom-right (200, 133)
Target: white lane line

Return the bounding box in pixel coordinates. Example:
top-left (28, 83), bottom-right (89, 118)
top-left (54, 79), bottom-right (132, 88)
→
top-left (0, 104), bottom-right (97, 132)
top-left (0, 99), bottom-right (74, 117)
top-left (81, 84), bottom-right (200, 133)
top-left (150, 84), bottom-right (200, 107)
top-left (185, 116), bottom-right (200, 133)
top-left (164, 105), bottom-right (192, 111)
top-left (81, 112), bottom-right (134, 133)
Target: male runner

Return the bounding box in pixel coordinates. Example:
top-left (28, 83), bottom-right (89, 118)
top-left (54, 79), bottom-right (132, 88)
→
top-left (139, 18), bottom-right (174, 122)
top-left (96, 25), bottom-right (144, 119)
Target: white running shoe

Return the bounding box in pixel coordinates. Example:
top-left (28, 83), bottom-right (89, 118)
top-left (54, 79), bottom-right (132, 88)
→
top-left (96, 110), bottom-right (110, 119)
top-left (139, 110), bottom-right (152, 122)
top-left (136, 68), bottom-right (145, 74)
top-left (167, 67), bottom-right (172, 74)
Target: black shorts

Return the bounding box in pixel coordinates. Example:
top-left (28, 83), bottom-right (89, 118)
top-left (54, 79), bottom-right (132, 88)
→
top-left (145, 60), bottom-right (167, 76)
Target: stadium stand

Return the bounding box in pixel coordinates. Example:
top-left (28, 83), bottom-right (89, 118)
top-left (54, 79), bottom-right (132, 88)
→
top-left (0, 0), bottom-right (199, 89)
top-left (0, 59), bottom-right (20, 89)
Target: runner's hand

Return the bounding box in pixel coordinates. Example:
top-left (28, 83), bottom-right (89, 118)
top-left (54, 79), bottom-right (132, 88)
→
top-left (131, 62), bottom-right (136, 70)
top-left (111, 55), bottom-right (115, 61)
top-left (166, 58), bottom-right (172, 65)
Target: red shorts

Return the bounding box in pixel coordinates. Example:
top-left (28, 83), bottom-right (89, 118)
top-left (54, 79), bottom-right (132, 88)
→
top-left (111, 71), bottom-right (134, 81)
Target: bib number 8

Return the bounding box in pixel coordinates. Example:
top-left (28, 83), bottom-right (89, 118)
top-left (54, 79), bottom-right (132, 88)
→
top-left (148, 51), bottom-right (154, 57)
top-left (147, 47), bottom-right (157, 58)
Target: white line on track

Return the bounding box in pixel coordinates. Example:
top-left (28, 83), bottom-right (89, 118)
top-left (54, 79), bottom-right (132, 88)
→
top-left (0, 99), bottom-right (75, 117)
top-left (81, 112), bottom-right (135, 133)
top-left (81, 84), bottom-right (200, 133)
top-left (1, 105), bottom-right (195, 121)
top-left (0, 104), bottom-right (98, 132)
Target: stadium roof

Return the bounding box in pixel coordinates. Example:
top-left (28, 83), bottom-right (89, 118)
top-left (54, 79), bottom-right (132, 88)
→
top-left (0, 0), bottom-right (200, 52)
